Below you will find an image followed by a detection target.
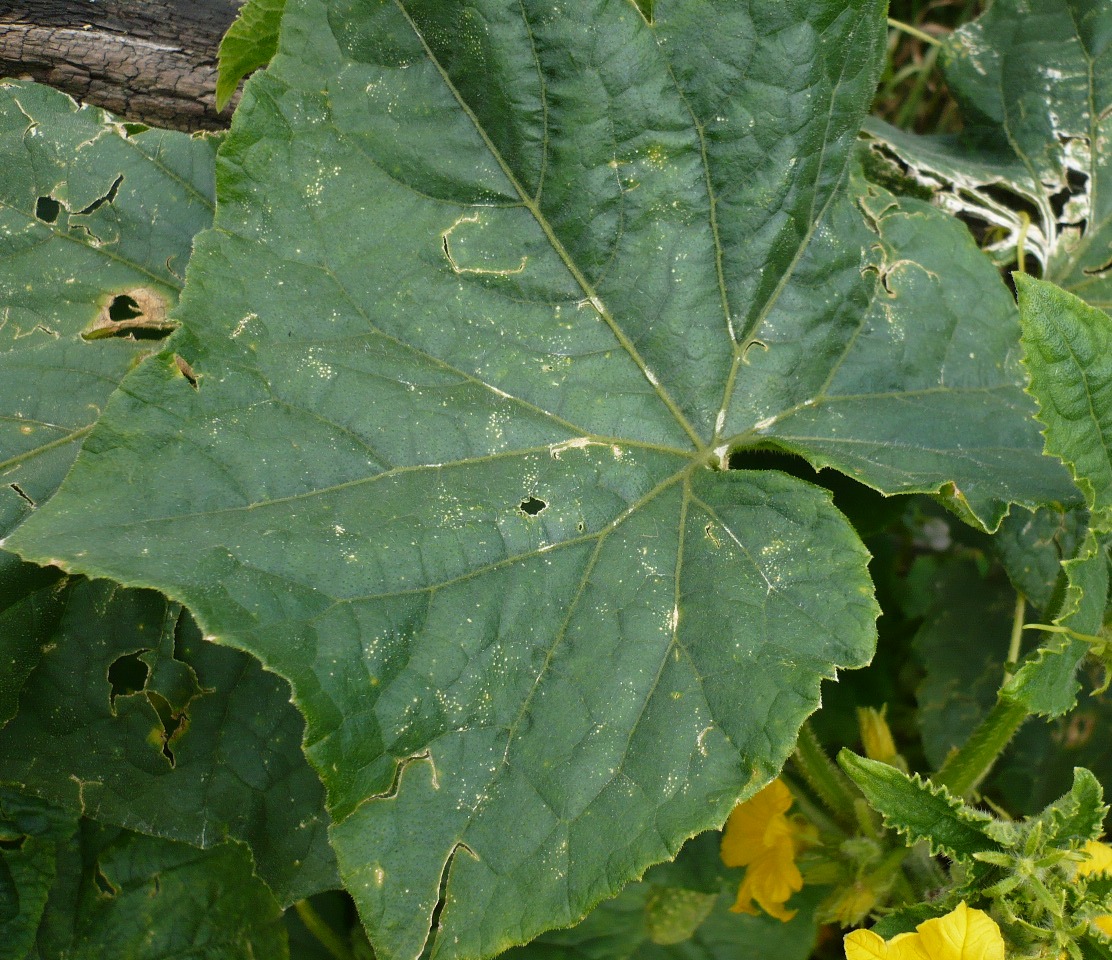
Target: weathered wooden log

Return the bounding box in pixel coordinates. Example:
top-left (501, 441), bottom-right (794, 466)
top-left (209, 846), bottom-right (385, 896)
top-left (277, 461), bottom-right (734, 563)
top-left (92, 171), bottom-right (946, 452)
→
top-left (0, 0), bottom-right (246, 131)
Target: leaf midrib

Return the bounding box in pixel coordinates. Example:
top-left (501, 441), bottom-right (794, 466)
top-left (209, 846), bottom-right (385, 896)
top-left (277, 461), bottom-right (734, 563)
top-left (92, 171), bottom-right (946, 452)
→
top-left (392, 0), bottom-right (706, 452)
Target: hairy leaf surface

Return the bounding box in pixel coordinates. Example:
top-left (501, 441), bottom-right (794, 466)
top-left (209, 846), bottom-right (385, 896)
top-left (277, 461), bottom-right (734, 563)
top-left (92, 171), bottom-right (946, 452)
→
top-left (6, 2), bottom-right (1073, 957)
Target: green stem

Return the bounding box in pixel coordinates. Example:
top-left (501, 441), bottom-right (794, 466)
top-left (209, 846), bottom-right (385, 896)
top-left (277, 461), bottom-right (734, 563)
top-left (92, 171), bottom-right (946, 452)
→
top-left (886, 17), bottom-right (943, 48)
top-left (1017, 211), bottom-right (1031, 274)
top-left (791, 721), bottom-right (859, 827)
top-left (294, 900), bottom-right (359, 960)
top-left (934, 697), bottom-right (1029, 797)
top-left (1004, 594), bottom-right (1027, 682)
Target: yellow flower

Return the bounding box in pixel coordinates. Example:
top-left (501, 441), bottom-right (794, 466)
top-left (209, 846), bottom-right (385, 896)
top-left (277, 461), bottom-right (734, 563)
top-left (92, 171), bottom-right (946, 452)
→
top-left (720, 779), bottom-right (805, 922)
top-left (1078, 840), bottom-right (1112, 938)
top-left (1077, 840), bottom-right (1112, 878)
top-left (844, 903), bottom-right (1004, 960)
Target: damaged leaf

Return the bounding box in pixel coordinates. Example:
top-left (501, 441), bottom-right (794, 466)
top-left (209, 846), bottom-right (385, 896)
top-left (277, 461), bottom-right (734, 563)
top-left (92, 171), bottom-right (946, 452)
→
top-left (5, 3), bottom-right (1073, 958)
top-left (0, 80), bottom-right (216, 539)
top-left (862, 0), bottom-right (1112, 310)
top-left (34, 820), bottom-right (287, 960)
top-left (0, 581), bottom-right (337, 906)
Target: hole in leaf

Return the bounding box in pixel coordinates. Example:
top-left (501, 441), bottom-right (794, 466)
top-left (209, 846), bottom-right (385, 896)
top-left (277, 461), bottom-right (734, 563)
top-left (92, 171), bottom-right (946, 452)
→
top-left (8, 484), bottom-right (34, 507)
top-left (108, 294), bottom-right (144, 323)
top-left (0, 836), bottom-right (25, 852)
top-left (83, 287), bottom-right (175, 341)
top-left (518, 496), bottom-right (547, 516)
top-left (108, 650), bottom-right (149, 707)
top-left (146, 690), bottom-right (186, 767)
top-left (35, 195), bottom-right (61, 223)
top-left (76, 174), bottom-right (122, 216)
top-left (1084, 255), bottom-right (1112, 277)
top-left (93, 863), bottom-right (117, 897)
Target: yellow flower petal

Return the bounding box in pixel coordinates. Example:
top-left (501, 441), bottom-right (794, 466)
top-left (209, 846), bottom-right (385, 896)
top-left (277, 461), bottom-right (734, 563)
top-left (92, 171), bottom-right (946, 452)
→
top-left (1079, 840), bottom-right (1112, 877)
top-left (721, 779), bottom-right (794, 868)
top-left (845, 929), bottom-right (930, 960)
top-left (914, 902), bottom-right (1004, 960)
top-left (721, 779), bottom-right (805, 922)
top-left (1093, 915), bottom-right (1112, 938)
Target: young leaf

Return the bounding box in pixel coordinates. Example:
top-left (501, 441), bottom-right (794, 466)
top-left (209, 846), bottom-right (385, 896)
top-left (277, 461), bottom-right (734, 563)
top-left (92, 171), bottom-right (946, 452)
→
top-left (215, 0), bottom-right (287, 111)
top-left (1027, 767), bottom-right (1108, 850)
top-left (5, 3), bottom-right (1072, 957)
top-left (838, 751), bottom-right (999, 861)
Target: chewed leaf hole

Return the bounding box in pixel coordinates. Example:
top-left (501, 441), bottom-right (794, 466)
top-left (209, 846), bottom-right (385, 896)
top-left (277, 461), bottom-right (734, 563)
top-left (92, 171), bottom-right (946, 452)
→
top-left (35, 195), bottom-right (61, 223)
top-left (93, 863), bottom-right (117, 897)
top-left (84, 287), bottom-right (176, 341)
top-left (108, 294), bottom-right (143, 322)
top-left (76, 174), bottom-right (122, 216)
top-left (8, 484), bottom-right (34, 507)
top-left (108, 650), bottom-right (149, 707)
top-left (519, 496), bottom-right (547, 516)
top-left (0, 836), bottom-right (25, 851)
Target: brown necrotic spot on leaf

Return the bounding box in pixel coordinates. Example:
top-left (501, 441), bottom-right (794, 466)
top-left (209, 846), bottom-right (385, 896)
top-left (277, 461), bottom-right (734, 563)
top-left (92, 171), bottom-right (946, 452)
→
top-left (174, 354), bottom-right (199, 388)
top-left (84, 287), bottom-right (177, 341)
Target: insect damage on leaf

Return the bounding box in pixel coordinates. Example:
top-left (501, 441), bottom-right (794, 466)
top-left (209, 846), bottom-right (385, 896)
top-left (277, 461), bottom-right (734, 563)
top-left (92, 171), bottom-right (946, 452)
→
top-left (83, 288), bottom-right (176, 341)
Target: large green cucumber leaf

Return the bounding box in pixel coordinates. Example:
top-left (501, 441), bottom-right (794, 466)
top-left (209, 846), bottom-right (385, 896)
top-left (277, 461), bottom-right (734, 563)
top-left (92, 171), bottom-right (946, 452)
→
top-left (0, 581), bottom-right (336, 906)
top-left (33, 820), bottom-right (287, 959)
top-left (5, 2), bottom-right (1074, 957)
top-left (862, 0), bottom-right (1112, 308)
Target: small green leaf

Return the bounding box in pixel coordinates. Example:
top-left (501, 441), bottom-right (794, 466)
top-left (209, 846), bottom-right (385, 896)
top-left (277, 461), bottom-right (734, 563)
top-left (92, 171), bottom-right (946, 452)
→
top-left (1028, 767), bottom-right (1108, 850)
top-left (1018, 275), bottom-right (1112, 529)
top-left (994, 503), bottom-right (1088, 613)
top-left (644, 887), bottom-right (718, 946)
top-left (215, 0), bottom-right (286, 111)
top-left (838, 751), bottom-right (999, 861)
top-left (911, 560), bottom-right (1015, 767)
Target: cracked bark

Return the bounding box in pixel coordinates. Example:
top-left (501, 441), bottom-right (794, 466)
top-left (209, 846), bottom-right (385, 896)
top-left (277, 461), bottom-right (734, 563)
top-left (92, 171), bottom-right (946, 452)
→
top-left (0, 0), bottom-right (246, 132)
